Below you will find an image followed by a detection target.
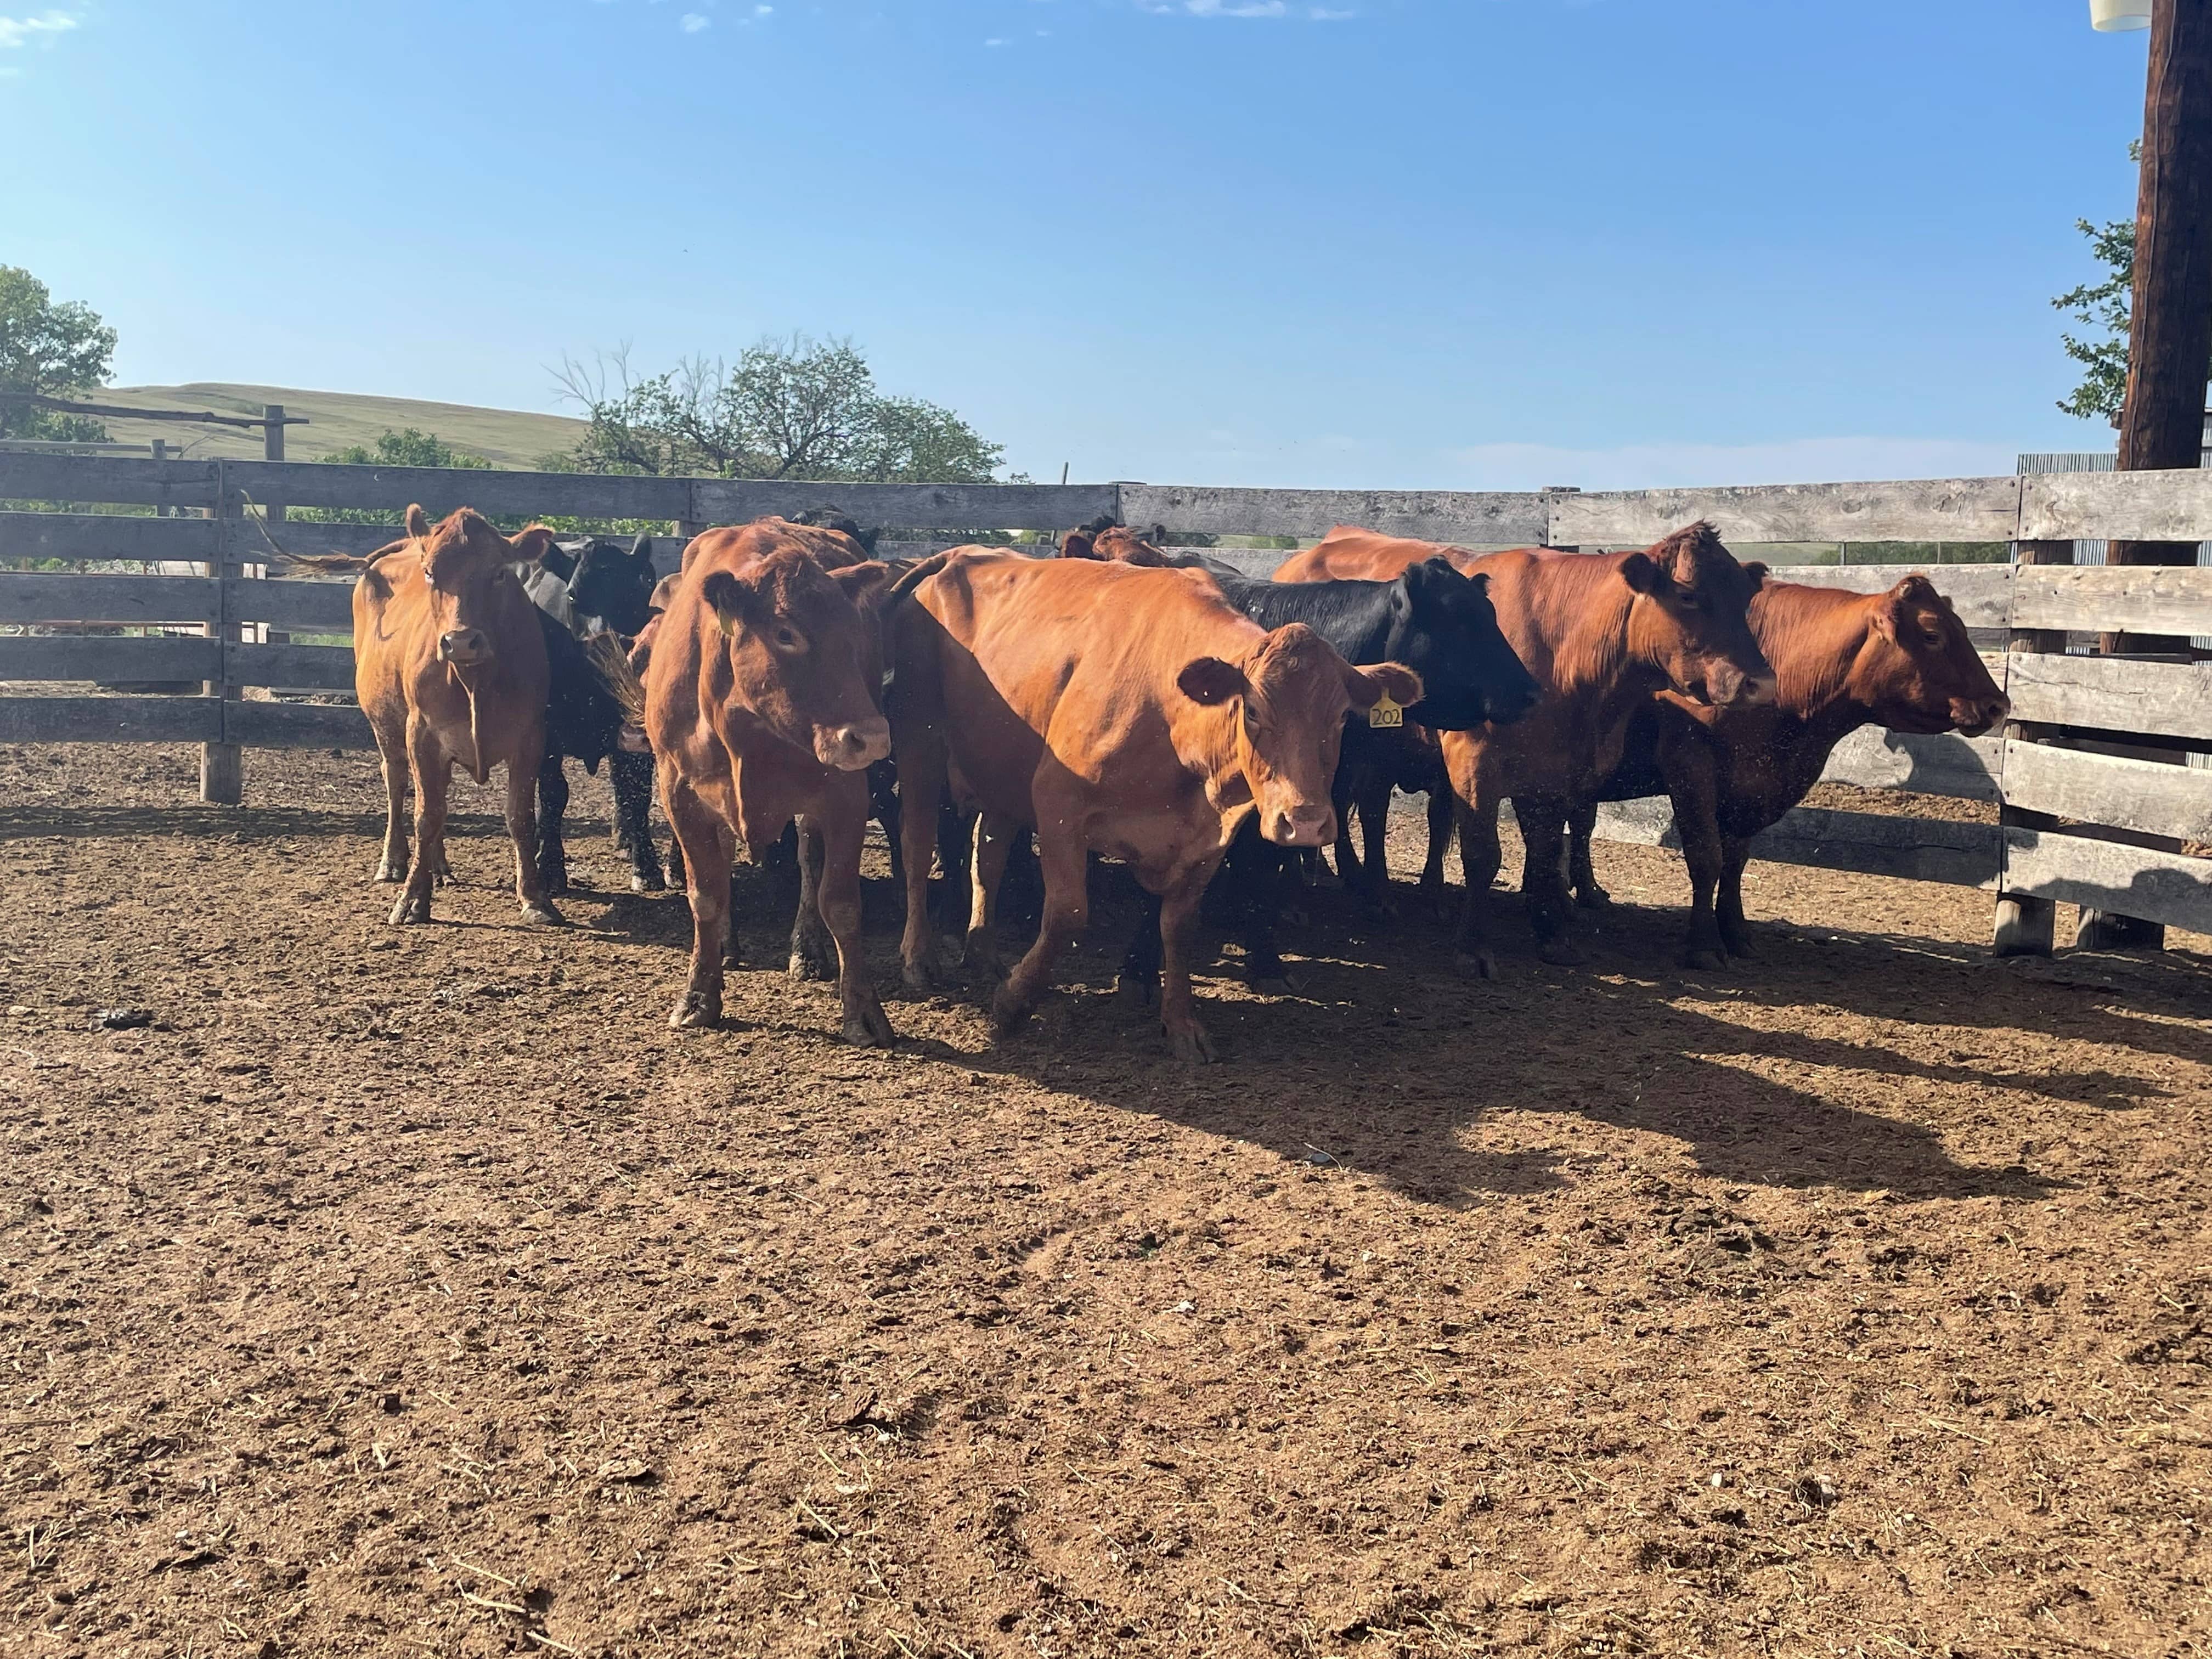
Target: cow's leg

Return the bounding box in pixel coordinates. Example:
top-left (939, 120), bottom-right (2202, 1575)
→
top-left (610, 749), bottom-right (665, 892)
top-left (870, 760), bottom-right (904, 886)
top-left (1517, 796), bottom-right (1581, 967)
top-left (788, 816), bottom-right (838, 982)
top-left (391, 719), bottom-right (449, 926)
top-left (665, 771), bottom-right (734, 1028)
top-left (505, 732), bottom-right (564, 927)
top-left (991, 823), bottom-right (1087, 1037)
top-left (372, 723), bottom-right (409, 883)
top-left (896, 742), bottom-right (947, 992)
top-left (1664, 753), bottom-right (1727, 970)
top-left (1718, 834), bottom-right (1758, 960)
top-left (1449, 786), bottom-right (1506, 978)
top-left (964, 810), bottom-right (1020, 977)
top-left (1157, 862), bottom-right (1222, 1064)
top-left (1421, 786), bottom-right (1454, 910)
top-left (813, 794), bottom-right (893, 1047)
top-left (1567, 799), bottom-right (1611, 909)
top-left (1119, 889), bottom-right (1164, 1003)
top-left (1356, 778), bottom-right (1395, 912)
top-left (535, 752), bottom-right (571, 898)
top-left (1227, 825), bottom-right (1296, 991)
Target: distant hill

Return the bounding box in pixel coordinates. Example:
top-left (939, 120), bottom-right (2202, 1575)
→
top-left (97, 383), bottom-right (590, 469)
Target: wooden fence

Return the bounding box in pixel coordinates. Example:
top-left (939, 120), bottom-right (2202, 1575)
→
top-left (4, 452), bottom-right (2210, 953)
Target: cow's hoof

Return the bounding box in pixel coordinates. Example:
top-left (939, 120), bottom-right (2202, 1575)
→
top-left (900, 958), bottom-right (939, 995)
top-left (1683, 947), bottom-right (1726, 972)
top-left (1722, 933), bottom-right (1759, 961)
top-left (1575, 886), bottom-right (1613, 911)
top-left (1453, 949), bottom-right (1499, 980)
top-left (374, 859), bottom-right (407, 884)
top-left (1537, 938), bottom-right (1585, 968)
top-left (1165, 1020), bottom-right (1218, 1064)
top-left (988, 984), bottom-right (1031, 1036)
top-left (522, 903), bottom-right (567, 928)
top-left (841, 1002), bottom-right (895, 1047)
top-left (669, 991), bottom-right (720, 1030)
top-left (631, 867), bottom-right (667, 894)
top-left (388, 894), bottom-right (431, 926)
top-left (788, 941), bottom-right (837, 983)
top-left (1115, 971), bottom-right (1159, 1008)
top-left (962, 934), bottom-right (1002, 977)
top-left (1248, 970), bottom-right (1302, 996)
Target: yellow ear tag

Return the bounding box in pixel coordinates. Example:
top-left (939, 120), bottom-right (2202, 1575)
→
top-left (1369, 693), bottom-right (1404, 730)
top-left (714, 608), bottom-right (736, 639)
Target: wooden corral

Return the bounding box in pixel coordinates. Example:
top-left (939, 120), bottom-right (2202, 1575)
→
top-left (5, 452), bottom-right (2211, 953)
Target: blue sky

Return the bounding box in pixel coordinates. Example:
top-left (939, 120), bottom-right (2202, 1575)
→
top-left (2, 2), bottom-right (2152, 488)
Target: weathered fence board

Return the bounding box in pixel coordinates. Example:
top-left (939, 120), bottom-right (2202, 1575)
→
top-left (0, 694), bottom-right (223, 743)
top-left (0, 635), bottom-right (219, 684)
top-left (1759, 562), bottom-right (2013, 628)
top-left (220, 460), bottom-right (693, 520)
top-left (228, 643), bottom-right (355, 690)
top-left (0, 511), bottom-right (222, 563)
top-left (1551, 477), bottom-right (2023, 548)
top-left (691, 478), bottom-right (1118, 530)
top-left (1119, 486), bottom-right (1548, 544)
top-left (2005, 653), bottom-right (2212, 741)
top-left (1592, 798), bottom-right (2000, 888)
top-left (1999, 740), bottom-right (2212, 843)
top-left (2010, 565), bottom-right (2212, 636)
top-left (2018, 467), bottom-right (2212, 542)
top-left (225, 578), bottom-right (357, 631)
top-left (0, 455), bottom-right (222, 509)
top-left (1818, 728), bottom-right (2002, 800)
top-left (2001, 828), bottom-right (2212, 937)
top-left (0, 572), bottom-right (222, 626)
top-left (223, 699), bottom-right (374, 749)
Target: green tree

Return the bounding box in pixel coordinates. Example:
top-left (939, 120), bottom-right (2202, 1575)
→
top-left (552, 335), bottom-right (1009, 483)
top-left (2053, 216), bottom-right (2135, 424)
top-left (297, 428), bottom-right (492, 524)
top-left (0, 266), bottom-right (118, 442)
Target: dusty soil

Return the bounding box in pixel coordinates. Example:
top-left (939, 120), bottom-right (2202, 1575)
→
top-left (2, 742), bottom-right (2208, 1659)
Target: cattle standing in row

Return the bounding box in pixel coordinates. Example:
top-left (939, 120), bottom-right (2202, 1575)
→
top-left (1562, 572), bottom-right (2008, 966)
top-left (1281, 523), bottom-right (1776, 977)
top-left (645, 519), bottom-right (897, 1043)
top-left (888, 551), bottom-right (1421, 1062)
top-left (347, 506), bottom-right (566, 928)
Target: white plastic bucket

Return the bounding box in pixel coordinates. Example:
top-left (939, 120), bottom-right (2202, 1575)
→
top-left (2091, 0), bottom-right (2153, 31)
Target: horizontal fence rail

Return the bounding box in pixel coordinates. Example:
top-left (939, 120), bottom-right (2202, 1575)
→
top-left (5, 451), bottom-right (2210, 956)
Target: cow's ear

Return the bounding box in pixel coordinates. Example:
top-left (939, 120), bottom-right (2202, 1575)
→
top-left (405, 503), bottom-right (431, 539)
top-left (1618, 550), bottom-right (1666, 595)
top-left (1177, 656), bottom-right (1248, 706)
top-left (1346, 661), bottom-right (1424, 712)
top-left (1742, 560), bottom-right (1770, 588)
top-left (629, 533), bottom-right (656, 569)
top-left (828, 561), bottom-right (894, 608)
top-left (507, 525), bottom-right (557, 565)
top-left (1060, 529), bottom-right (1098, 560)
top-left (699, 569), bottom-right (764, 637)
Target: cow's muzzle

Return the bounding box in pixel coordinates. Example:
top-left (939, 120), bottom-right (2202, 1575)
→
top-left (1263, 803), bottom-right (1337, 848)
top-left (1951, 693), bottom-right (2009, 736)
top-left (1705, 662), bottom-right (1777, 709)
top-left (814, 717), bottom-right (891, 771)
top-left (438, 628), bottom-right (493, 668)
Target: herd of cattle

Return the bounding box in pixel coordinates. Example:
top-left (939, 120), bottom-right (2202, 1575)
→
top-left (321, 503), bottom-right (2007, 1062)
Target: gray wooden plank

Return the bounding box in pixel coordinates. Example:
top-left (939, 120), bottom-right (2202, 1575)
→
top-left (1590, 798), bottom-right (1999, 888)
top-left (1118, 485), bottom-right (1548, 544)
top-left (1999, 739), bottom-right (2212, 842)
top-left (0, 635), bottom-right (218, 684)
top-left (1551, 477), bottom-right (2022, 546)
top-left (1760, 563), bottom-right (2014, 629)
top-left (225, 578), bottom-right (358, 630)
top-left (219, 459), bottom-right (692, 520)
top-left (2001, 826), bottom-right (2212, 935)
top-left (224, 698), bottom-right (374, 750)
top-left (691, 478), bottom-right (1118, 531)
top-left (1818, 728), bottom-right (2002, 800)
top-left (0, 454), bottom-right (221, 510)
top-left (2004, 652), bottom-right (2212, 741)
top-left (2010, 565), bottom-right (2212, 636)
top-left (2018, 466), bottom-right (2212, 541)
top-left (0, 693), bottom-right (222, 743)
top-left (227, 642), bottom-right (355, 690)
top-left (0, 572), bottom-right (221, 626)
top-left (0, 511), bottom-right (221, 563)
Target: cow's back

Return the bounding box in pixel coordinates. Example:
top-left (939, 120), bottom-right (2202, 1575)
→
top-left (1275, 527), bottom-right (1486, 584)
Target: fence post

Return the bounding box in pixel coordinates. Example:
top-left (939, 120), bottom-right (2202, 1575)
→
top-left (1990, 538), bottom-right (2072, 956)
top-left (261, 404), bottom-right (288, 648)
top-left (199, 458), bottom-right (242, 804)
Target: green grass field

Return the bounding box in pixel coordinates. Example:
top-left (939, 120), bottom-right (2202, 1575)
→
top-left (99, 383), bottom-right (589, 469)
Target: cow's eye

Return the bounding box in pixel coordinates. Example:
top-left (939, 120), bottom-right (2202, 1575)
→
top-left (776, 627), bottom-right (799, 650)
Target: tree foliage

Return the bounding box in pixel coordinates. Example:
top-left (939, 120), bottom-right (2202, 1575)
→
top-left (0, 266), bottom-right (118, 442)
top-left (2053, 217), bottom-right (2136, 424)
top-left (297, 428), bottom-right (492, 524)
top-left (552, 336), bottom-right (1009, 484)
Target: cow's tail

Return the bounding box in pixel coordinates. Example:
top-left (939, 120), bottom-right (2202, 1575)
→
top-left (887, 550), bottom-right (956, 607)
top-left (283, 541), bottom-right (409, 576)
top-left (583, 631), bottom-right (648, 727)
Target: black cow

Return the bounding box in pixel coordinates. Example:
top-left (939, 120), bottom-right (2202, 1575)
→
top-left (1122, 557), bottom-right (1540, 991)
top-left (525, 535), bottom-right (666, 894)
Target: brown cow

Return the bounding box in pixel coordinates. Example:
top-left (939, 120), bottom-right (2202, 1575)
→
top-left (348, 505), bottom-right (565, 929)
top-left (1059, 518), bottom-right (1175, 564)
top-left (887, 551), bottom-right (1421, 1062)
top-left (1566, 573), bottom-right (2008, 965)
top-left (1281, 523), bottom-right (1775, 976)
top-left (645, 520), bottom-right (898, 1043)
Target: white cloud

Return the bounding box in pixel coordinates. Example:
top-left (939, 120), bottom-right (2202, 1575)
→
top-left (0, 9), bottom-right (78, 50)
top-left (680, 10), bottom-right (709, 29)
top-left (984, 34), bottom-right (1007, 44)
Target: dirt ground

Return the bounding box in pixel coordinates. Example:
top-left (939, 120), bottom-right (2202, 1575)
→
top-left (2, 742), bottom-right (2208, 1659)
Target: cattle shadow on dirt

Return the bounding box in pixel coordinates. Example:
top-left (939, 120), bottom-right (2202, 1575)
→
top-left (0, 804), bottom-right (396, 842)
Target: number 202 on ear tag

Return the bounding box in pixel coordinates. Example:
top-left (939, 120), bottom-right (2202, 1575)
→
top-left (1369, 694), bottom-right (1403, 730)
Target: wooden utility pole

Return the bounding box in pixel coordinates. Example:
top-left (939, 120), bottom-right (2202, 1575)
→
top-left (2080, 0), bottom-right (2212, 949)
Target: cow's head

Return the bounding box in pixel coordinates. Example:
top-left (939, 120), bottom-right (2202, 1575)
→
top-left (1622, 522), bottom-right (1776, 710)
top-left (1843, 574), bottom-right (2009, 736)
top-left (1062, 520), bottom-right (1173, 565)
top-left (406, 505), bottom-right (551, 672)
top-left (566, 534), bottom-right (659, 635)
top-left (697, 549), bottom-right (891, 770)
top-left (1381, 557), bottom-right (1541, 729)
top-left (1179, 622), bottom-right (1424, 848)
